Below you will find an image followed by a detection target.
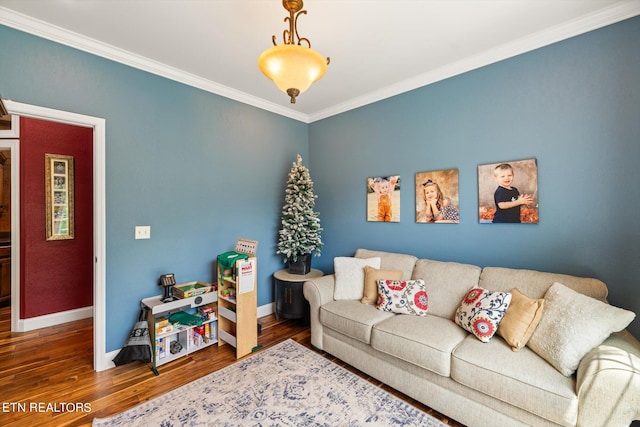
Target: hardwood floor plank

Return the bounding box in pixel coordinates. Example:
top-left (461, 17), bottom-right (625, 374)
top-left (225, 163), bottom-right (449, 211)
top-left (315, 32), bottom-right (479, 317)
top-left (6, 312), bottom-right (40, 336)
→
top-left (0, 305), bottom-right (463, 426)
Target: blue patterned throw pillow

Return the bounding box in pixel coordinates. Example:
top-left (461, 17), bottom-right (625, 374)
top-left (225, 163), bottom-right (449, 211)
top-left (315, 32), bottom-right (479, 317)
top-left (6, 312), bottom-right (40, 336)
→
top-left (376, 279), bottom-right (429, 316)
top-left (455, 287), bottom-right (512, 342)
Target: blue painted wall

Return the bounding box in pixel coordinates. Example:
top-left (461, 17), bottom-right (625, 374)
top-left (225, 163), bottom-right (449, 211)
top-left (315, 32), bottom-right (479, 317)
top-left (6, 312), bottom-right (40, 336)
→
top-left (309, 16), bottom-right (640, 338)
top-left (0, 25), bottom-right (308, 351)
top-left (1, 15), bottom-right (639, 349)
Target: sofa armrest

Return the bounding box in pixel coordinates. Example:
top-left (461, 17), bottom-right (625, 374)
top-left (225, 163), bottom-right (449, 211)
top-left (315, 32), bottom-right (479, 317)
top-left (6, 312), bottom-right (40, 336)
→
top-left (576, 331), bottom-right (640, 426)
top-left (303, 274), bottom-right (336, 350)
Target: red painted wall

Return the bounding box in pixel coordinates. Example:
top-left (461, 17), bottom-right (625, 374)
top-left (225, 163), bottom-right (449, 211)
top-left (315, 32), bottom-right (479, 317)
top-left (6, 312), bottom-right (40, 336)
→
top-left (20, 117), bottom-right (93, 318)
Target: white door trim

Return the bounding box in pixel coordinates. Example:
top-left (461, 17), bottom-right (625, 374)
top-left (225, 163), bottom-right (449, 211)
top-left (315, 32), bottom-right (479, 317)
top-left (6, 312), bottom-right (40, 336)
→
top-left (4, 100), bottom-right (108, 372)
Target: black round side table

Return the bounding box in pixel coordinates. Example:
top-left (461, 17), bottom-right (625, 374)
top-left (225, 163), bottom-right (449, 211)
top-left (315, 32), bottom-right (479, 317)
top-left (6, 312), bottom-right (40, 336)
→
top-left (273, 269), bottom-right (323, 322)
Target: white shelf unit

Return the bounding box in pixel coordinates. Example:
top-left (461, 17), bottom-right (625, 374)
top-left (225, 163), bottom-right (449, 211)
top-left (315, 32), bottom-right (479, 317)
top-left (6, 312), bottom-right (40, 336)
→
top-left (142, 290), bottom-right (218, 369)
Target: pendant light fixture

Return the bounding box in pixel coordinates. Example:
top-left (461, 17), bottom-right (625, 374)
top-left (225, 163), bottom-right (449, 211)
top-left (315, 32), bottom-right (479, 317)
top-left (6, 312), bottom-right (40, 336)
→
top-left (258, 0), bottom-right (330, 104)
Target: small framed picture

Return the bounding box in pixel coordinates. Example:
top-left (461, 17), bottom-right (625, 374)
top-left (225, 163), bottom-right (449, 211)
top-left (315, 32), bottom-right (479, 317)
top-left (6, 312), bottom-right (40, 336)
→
top-left (45, 153), bottom-right (75, 240)
top-left (478, 158), bottom-right (538, 224)
top-left (367, 175), bottom-right (400, 222)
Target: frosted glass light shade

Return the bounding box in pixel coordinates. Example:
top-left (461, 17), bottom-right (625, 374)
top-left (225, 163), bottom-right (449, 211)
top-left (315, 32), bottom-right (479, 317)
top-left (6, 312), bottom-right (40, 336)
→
top-left (258, 44), bottom-right (328, 103)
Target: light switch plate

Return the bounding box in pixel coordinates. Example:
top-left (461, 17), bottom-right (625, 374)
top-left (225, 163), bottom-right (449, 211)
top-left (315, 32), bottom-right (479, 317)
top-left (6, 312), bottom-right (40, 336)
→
top-left (135, 225), bottom-right (151, 240)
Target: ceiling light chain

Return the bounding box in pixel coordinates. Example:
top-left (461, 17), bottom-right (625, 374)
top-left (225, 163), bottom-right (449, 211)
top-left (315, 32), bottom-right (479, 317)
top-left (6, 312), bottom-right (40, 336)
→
top-left (276, 1), bottom-right (310, 48)
top-left (258, 0), bottom-right (330, 104)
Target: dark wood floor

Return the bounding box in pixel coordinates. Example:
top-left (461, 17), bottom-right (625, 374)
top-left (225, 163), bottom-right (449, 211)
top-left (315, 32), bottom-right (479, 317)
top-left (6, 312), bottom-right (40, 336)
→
top-left (0, 305), bottom-right (464, 426)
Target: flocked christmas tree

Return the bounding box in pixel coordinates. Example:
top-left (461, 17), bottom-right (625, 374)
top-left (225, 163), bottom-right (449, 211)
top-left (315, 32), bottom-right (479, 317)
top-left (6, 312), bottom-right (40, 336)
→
top-left (277, 154), bottom-right (323, 263)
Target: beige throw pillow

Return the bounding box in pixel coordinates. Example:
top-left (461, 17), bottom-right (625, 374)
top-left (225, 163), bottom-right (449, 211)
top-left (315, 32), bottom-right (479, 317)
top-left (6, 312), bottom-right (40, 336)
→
top-left (361, 266), bottom-right (403, 304)
top-left (528, 282), bottom-right (636, 376)
top-left (497, 288), bottom-right (544, 351)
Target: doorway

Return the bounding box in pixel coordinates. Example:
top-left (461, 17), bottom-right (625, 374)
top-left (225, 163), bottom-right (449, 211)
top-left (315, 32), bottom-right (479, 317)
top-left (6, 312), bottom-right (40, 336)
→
top-left (0, 113), bottom-right (16, 310)
top-left (4, 100), bottom-right (107, 372)
top-left (0, 147), bottom-right (11, 308)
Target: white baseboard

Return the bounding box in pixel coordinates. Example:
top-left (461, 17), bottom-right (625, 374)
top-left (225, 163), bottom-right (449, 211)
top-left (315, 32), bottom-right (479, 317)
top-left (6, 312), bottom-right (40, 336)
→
top-left (257, 302), bottom-right (275, 319)
top-left (102, 349), bottom-right (120, 371)
top-left (17, 306), bottom-right (93, 332)
top-left (99, 302), bottom-right (276, 371)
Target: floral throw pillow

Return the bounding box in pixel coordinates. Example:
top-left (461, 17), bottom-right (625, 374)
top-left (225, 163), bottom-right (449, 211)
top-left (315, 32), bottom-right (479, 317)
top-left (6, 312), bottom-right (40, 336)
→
top-left (376, 279), bottom-right (429, 316)
top-left (455, 287), bottom-right (512, 342)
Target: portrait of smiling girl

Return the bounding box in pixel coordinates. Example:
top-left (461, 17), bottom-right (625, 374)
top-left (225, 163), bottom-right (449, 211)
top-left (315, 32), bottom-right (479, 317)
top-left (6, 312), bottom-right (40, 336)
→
top-left (415, 169), bottom-right (460, 223)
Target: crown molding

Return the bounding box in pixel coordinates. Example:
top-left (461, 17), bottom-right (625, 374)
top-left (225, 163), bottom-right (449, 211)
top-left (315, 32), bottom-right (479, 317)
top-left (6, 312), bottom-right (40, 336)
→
top-left (309, 0), bottom-right (640, 122)
top-left (2, 2), bottom-right (638, 124)
top-left (0, 7), bottom-right (311, 123)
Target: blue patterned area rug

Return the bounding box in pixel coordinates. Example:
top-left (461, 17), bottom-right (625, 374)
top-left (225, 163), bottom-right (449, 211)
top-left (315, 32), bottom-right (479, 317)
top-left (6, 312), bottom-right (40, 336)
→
top-left (93, 339), bottom-right (446, 426)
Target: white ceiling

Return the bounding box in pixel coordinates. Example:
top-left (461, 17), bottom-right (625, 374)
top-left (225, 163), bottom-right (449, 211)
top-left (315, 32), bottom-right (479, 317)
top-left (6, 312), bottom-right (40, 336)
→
top-left (1, 1), bottom-right (638, 122)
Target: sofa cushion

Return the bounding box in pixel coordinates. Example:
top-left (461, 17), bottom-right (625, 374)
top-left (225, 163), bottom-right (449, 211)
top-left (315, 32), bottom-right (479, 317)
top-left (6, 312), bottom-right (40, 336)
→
top-left (355, 249), bottom-right (417, 280)
top-left (528, 282), bottom-right (636, 376)
top-left (361, 266), bottom-right (403, 305)
top-left (497, 288), bottom-right (545, 351)
top-left (454, 287), bottom-right (512, 342)
top-left (411, 259), bottom-right (482, 319)
top-left (320, 300), bottom-right (394, 344)
top-left (452, 335), bottom-right (579, 427)
top-left (479, 266), bottom-right (608, 301)
top-left (333, 257), bottom-right (381, 300)
top-left (376, 279), bottom-right (429, 316)
top-left (371, 314), bottom-right (468, 377)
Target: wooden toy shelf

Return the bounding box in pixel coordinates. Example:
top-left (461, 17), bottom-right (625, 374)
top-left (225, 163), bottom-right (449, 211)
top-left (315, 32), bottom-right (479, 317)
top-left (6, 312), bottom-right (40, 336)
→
top-left (217, 256), bottom-right (257, 358)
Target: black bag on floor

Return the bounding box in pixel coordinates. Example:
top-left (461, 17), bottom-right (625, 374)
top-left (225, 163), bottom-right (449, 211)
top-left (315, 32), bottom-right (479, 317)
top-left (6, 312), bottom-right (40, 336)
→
top-left (112, 308), bottom-right (153, 366)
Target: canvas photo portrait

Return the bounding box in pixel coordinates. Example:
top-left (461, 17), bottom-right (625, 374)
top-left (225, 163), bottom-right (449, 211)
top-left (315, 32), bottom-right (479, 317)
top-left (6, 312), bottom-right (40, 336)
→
top-left (367, 175), bottom-right (400, 222)
top-left (478, 158), bottom-right (538, 224)
top-left (415, 169), bottom-right (460, 223)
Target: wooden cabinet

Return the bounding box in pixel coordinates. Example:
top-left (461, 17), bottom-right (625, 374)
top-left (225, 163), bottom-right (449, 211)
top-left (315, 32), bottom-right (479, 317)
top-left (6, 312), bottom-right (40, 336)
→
top-left (273, 269), bottom-right (322, 321)
top-left (217, 256), bottom-right (257, 358)
top-left (142, 290), bottom-right (218, 369)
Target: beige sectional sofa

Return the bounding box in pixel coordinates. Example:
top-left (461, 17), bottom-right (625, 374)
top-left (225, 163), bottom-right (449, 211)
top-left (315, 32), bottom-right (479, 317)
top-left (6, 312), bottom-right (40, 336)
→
top-left (303, 249), bottom-right (640, 427)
